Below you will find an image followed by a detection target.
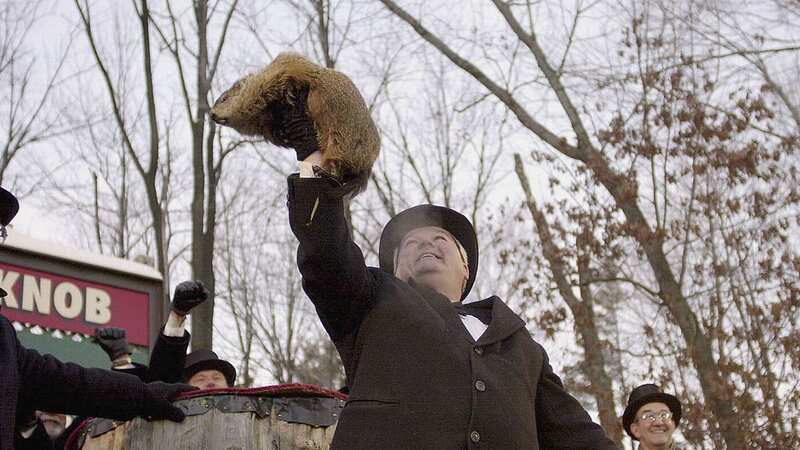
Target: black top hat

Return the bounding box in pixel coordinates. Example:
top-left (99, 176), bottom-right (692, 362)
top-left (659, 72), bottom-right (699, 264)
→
top-left (379, 205), bottom-right (478, 300)
top-left (182, 349), bottom-right (237, 387)
top-left (0, 187), bottom-right (19, 227)
top-left (623, 383), bottom-right (682, 440)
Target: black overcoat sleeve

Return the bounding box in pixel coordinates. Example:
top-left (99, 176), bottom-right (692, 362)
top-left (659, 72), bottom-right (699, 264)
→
top-left (15, 339), bottom-right (149, 423)
top-left (287, 175), bottom-right (378, 341)
top-left (535, 345), bottom-right (619, 450)
top-left (145, 329), bottom-right (190, 383)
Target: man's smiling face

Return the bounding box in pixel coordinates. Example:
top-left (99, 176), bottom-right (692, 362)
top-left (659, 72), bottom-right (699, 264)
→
top-left (394, 226), bottom-right (468, 302)
top-left (630, 401), bottom-right (676, 449)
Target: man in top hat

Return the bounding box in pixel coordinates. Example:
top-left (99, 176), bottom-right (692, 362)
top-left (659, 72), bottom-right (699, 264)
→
top-left (623, 384), bottom-right (682, 450)
top-left (93, 280), bottom-right (225, 386)
top-left (182, 349), bottom-right (236, 389)
top-left (0, 186), bottom-right (196, 449)
top-left (283, 152), bottom-right (618, 449)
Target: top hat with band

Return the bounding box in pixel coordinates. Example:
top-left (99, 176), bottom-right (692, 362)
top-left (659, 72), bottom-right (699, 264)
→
top-left (379, 205), bottom-right (478, 300)
top-left (623, 383), bottom-right (682, 440)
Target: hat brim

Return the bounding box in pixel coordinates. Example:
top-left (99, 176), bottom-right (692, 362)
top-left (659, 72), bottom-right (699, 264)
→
top-left (183, 359), bottom-right (237, 387)
top-left (379, 205), bottom-right (478, 299)
top-left (0, 187), bottom-right (19, 226)
top-left (623, 392), bottom-right (682, 440)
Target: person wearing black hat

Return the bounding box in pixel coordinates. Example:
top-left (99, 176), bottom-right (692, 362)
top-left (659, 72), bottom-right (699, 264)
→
top-left (0, 186), bottom-right (197, 449)
top-left (92, 280), bottom-right (218, 385)
top-left (623, 384), bottom-right (682, 450)
top-left (182, 349), bottom-right (237, 389)
top-left (284, 153), bottom-right (617, 449)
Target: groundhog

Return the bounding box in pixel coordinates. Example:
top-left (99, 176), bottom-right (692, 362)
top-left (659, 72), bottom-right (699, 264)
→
top-left (210, 53), bottom-right (380, 195)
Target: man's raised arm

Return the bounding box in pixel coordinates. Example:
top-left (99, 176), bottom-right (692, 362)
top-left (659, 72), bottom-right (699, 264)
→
top-left (287, 153), bottom-right (378, 340)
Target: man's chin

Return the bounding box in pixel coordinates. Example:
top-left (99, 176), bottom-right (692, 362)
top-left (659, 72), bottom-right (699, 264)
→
top-left (644, 434), bottom-right (671, 446)
top-left (408, 273), bottom-right (441, 287)
top-left (43, 424), bottom-right (65, 439)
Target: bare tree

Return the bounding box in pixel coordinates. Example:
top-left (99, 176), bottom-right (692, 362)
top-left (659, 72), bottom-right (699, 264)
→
top-left (378, 0), bottom-right (800, 447)
top-left (147, 0), bottom-right (241, 350)
top-left (73, 0), bottom-right (176, 319)
top-left (514, 153), bottom-right (622, 446)
top-left (660, 0), bottom-right (800, 133)
top-left (1, 0), bottom-right (72, 190)
top-left (215, 166), bottom-right (345, 387)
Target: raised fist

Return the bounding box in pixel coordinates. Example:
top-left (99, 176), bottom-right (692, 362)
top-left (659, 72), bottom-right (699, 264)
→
top-left (93, 327), bottom-right (130, 361)
top-left (170, 280), bottom-right (209, 316)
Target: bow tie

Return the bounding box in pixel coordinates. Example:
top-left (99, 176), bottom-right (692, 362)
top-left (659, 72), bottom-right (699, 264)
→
top-left (453, 298), bottom-right (494, 325)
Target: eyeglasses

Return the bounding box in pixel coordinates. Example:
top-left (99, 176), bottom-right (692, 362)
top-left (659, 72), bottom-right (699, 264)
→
top-left (638, 411), bottom-right (673, 423)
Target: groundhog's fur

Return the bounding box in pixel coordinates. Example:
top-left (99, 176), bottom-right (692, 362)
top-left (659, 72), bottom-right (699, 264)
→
top-left (210, 53), bottom-right (380, 195)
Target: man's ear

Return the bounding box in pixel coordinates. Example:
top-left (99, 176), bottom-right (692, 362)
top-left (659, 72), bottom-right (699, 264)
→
top-left (630, 422), bottom-right (641, 440)
top-left (460, 263), bottom-right (469, 293)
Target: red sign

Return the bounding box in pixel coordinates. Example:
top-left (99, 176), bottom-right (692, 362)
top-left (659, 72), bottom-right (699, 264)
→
top-left (0, 262), bottom-right (150, 345)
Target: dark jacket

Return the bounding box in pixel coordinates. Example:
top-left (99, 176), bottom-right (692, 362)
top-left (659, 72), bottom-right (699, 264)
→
top-left (12, 420), bottom-right (54, 450)
top-left (287, 175), bottom-right (617, 450)
top-left (146, 330), bottom-right (190, 383)
top-left (113, 362), bottom-right (148, 380)
top-left (0, 315), bottom-right (152, 450)
top-left (112, 330), bottom-right (190, 383)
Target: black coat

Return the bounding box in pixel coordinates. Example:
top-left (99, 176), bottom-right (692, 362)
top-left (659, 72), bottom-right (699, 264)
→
top-left (0, 315), bottom-right (152, 450)
top-left (113, 330), bottom-right (190, 383)
top-left (287, 175), bottom-right (618, 450)
top-left (147, 330), bottom-right (190, 383)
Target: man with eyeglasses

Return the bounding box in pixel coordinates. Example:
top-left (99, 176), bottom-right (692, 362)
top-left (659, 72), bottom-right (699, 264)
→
top-left (622, 384), bottom-right (682, 450)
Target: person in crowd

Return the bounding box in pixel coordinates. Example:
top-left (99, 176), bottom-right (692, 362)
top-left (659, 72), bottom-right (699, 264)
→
top-left (93, 281), bottom-right (236, 389)
top-left (34, 412), bottom-right (70, 441)
top-left (0, 186), bottom-right (196, 450)
top-left (623, 384), bottom-right (682, 450)
top-left (13, 411), bottom-right (71, 450)
top-left (283, 150), bottom-right (618, 449)
top-left (181, 350), bottom-right (236, 389)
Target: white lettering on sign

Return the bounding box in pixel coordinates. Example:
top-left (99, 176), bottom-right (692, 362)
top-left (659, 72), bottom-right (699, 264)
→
top-left (53, 282), bottom-right (82, 319)
top-left (85, 287), bottom-right (111, 324)
top-left (0, 270), bottom-right (20, 308)
top-left (23, 275), bottom-right (51, 314)
top-left (0, 269), bottom-right (112, 324)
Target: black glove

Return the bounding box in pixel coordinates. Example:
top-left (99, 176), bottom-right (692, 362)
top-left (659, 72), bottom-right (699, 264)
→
top-left (170, 281), bottom-right (209, 315)
top-left (141, 382), bottom-right (197, 422)
top-left (93, 327), bottom-right (131, 361)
